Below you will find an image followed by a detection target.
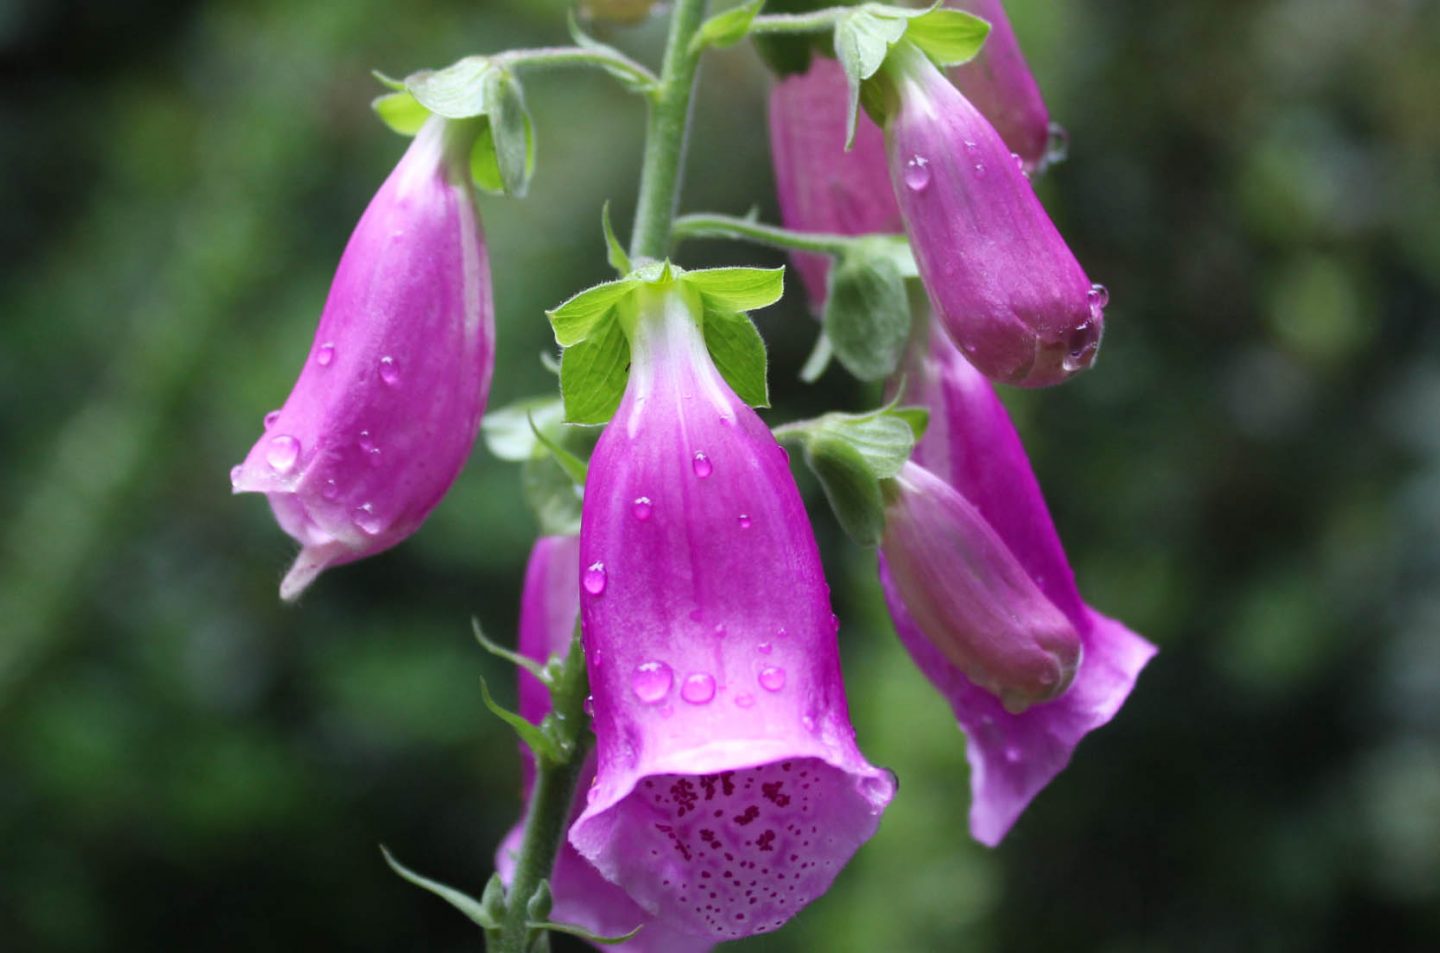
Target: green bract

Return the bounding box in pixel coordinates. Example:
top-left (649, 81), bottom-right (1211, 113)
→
top-left (689, 0), bottom-right (767, 54)
top-left (544, 262), bottom-right (783, 425)
top-left (824, 236), bottom-right (918, 382)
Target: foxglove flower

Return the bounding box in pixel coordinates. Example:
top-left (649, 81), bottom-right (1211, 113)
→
top-left (885, 44), bottom-right (1105, 388)
top-left (880, 324), bottom-right (1155, 845)
top-left (495, 535), bottom-right (713, 953)
top-left (947, 0), bottom-right (1053, 171)
top-left (570, 288), bottom-right (894, 940)
top-left (768, 55), bottom-right (901, 307)
top-left (231, 116), bottom-right (495, 600)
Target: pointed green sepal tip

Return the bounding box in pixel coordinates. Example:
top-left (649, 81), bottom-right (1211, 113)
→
top-left (380, 846), bottom-right (499, 930)
top-left (479, 675), bottom-right (561, 764)
top-left (689, 0), bottom-right (766, 54)
top-left (526, 919), bottom-right (646, 945)
top-left (601, 202), bottom-right (631, 275)
top-left (526, 880), bottom-right (554, 921)
top-left (472, 617), bottom-right (549, 681)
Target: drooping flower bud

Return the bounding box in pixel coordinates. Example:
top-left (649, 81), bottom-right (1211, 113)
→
top-left (570, 286), bottom-right (894, 940)
top-left (880, 323), bottom-right (1155, 845)
top-left (495, 536), bottom-right (714, 953)
top-left (881, 460), bottom-right (1082, 714)
top-left (946, 0), bottom-right (1053, 171)
top-left (231, 116), bottom-right (495, 600)
top-left (768, 56), bottom-right (902, 307)
top-left (884, 43), bottom-right (1104, 388)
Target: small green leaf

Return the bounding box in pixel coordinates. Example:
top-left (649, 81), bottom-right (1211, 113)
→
top-left (406, 56), bottom-right (493, 119)
top-left (805, 434), bottom-right (888, 547)
top-left (835, 10), bottom-right (908, 147)
top-left (546, 279), bottom-right (638, 347)
top-left (371, 69), bottom-right (407, 92)
top-left (690, 0), bottom-right (766, 54)
top-left (834, 411), bottom-right (917, 479)
top-left (523, 454), bottom-right (584, 536)
top-left (904, 8), bottom-right (991, 66)
top-left (560, 317), bottom-right (631, 425)
top-left (372, 90), bottom-right (430, 135)
top-left (380, 846), bottom-right (498, 929)
top-left (479, 676), bottom-right (560, 763)
top-left (602, 202), bottom-right (630, 275)
top-left (469, 122), bottom-right (503, 194)
top-left (528, 412), bottom-right (589, 485)
top-left (482, 397), bottom-right (565, 462)
top-left (528, 920), bottom-right (645, 945)
top-left (486, 68), bottom-right (533, 197)
top-left (703, 307), bottom-right (770, 408)
top-left (823, 253), bottom-right (911, 382)
top-left (682, 266), bottom-right (786, 313)
top-left (472, 618), bottom-right (548, 681)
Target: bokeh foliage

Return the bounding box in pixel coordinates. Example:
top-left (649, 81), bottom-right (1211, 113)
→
top-left (1, 0), bottom-right (1438, 949)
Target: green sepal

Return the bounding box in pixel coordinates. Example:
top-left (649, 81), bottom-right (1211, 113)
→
top-left (485, 67), bottom-right (534, 197)
top-left (680, 265), bottom-right (786, 313)
top-left (527, 920), bottom-right (645, 945)
top-left (547, 278), bottom-right (640, 347)
top-left (823, 249), bottom-right (911, 382)
top-left (404, 56), bottom-right (535, 195)
top-left (372, 90), bottom-right (430, 135)
top-left (380, 846), bottom-right (499, 930)
top-left (559, 317), bottom-right (631, 425)
top-left (702, 305), bottom-right (770, 408)
top-left (805, 434), bottom-right (888, 546)
top-left (602, 202), bottom-right (631, 275)
top-left (835, 8), bottom-right (910, 147)
top-left (479, 675), bottom-right (561, 763)
top-left (529, 412), bottom-right (589, 485)
top-left (689, 0), bottom-right (766, 54)
top-left (472, 618), bottom-right (548, 681)
top-left (371, 69), bottom-right (407, 92)
top-left (903, 7), bottom-right (991, 67)
top-left (406, 56), bottom-right (494, 119)
top-left (523, 454), bottom-right (584, 536)
top-left (800, 328), bottom-right (834, 383)
top-left (482, 396), bottom-right (566, 462)
top-left (526, 880), bottom-right (554, 922)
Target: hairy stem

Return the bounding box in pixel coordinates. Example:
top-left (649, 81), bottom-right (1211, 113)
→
top-left (494, 45), bottom-right (660, 91)
top-left (673, 212), bottom-right (867, 255)
top-left (628, 0), bottom-right (710, 260)
top-left (748, 8), bottom-right (849, 36)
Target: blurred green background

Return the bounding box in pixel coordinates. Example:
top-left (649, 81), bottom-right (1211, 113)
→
top-left (2, 0), bottom-right (1438, 949)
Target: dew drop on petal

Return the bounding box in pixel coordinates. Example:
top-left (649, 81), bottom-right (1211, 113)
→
top-left (1012, 151), bottom-right (1026, 172)
top-left (680, 672), bottom-right (717, 705)
top-left (358, 430), bottom-right (375, 452)
top-left (692, 452), bottom-right (712, 478)
top-left (757, 641), bottom-right (773, 655)
top-left (263, 410), bottom-right (280, 429)
top-left (583, 694), bottom-right (595, 718)
top-left (321, 479), bottom-right (340, 501)
top-left (801, 714), bottom-right (817, 732)
top-left (973, 160), bottom-right (987, 178)
top-left (758, 666), bottom-right (787, 693)
top-left (902, 154), bottom-right (931, 191)
top-left (776, 626), bottom-right (788, 639)
top-left (632, 496), bottom-right (653, 521)
top-left (367, 447), bottom-right (383, 468)
top-left (316, 342), bottom-right (335, 367)
top-left (1044, 121), bottom-right (1070, 168)
top-left (352, 502), bottom-right (383, 535)
top-left (734, 693), bottom-right (755, 709)
top-left (1088, 282), bottom-right (1110, 316)
top-left (265, 435), bottom-right (300, 473)
top-left (379, 355), bottom-right (400, 387)
top-left (631, 661), bottom-right (673, 703)
top-left (737, 513), bottom-right (752, 529)
top-left (713, 623), bottom-right (727, 639)
top-left (583, 561), bottom-right (608, 596)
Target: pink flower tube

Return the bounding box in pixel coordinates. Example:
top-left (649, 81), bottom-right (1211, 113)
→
top-left (885, 44), bottom-right (1104, 388)
top-left (495, 535), bottom-right (713, 953)
top-left (947, 0), bottom-right (1053, 171)
top-left (570, 288), bottom-right (894, 940)
top-left (881, 324), bottom-right (1155, 845)
top-left (767, 56), bottom-right (902, 307)
top-left (231, 116), bottom-right (495, 600)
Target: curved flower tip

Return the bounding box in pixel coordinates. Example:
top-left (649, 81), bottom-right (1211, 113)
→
top-left (768, 56), bottom-right (902, 309)
top-left (885, 45), bottom-right (1103, 388)
top-left (501, 536), bottom-right (715, 953)
top-left (571, 289), bottom-right (894, 940)
top-left (231, 116), bottom-right (495, 601)
top-left (947, 0), bottom-right (1054, 172)
top-left (879, 326), bottom-right (1155, 844)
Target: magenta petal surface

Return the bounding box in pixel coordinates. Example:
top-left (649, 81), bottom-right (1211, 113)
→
top-left (947, 0), bottom-right (1052, 170)
top-left (887, 48), bottom-right (1102, 388)
top-left (570, 294), bottom-right (894, 940)
top-left (880, 327), bottom-right (1155, 845)
top-left (501, 536), bottom-right (714, 953)
top-left (768, 56), bottom-right (902, 308)
top-left (231, 117), bottom-right (495, 599)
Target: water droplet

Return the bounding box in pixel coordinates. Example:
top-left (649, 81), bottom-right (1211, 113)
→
top-left (692, 452), bottom-right (712, 478)
top-left (583, 694), bottom-right (595, 718)
top-left (632, 496), bottom-right (653, 521)
top-left (777, 445), bottom-right (790, 463)
top-left (737, 514), bottom-right (752, 529)
top-left (758, 666), bottom-right (787, 693)
top-left (830, 613), bottom-right (841, 633)
top-left (800, 714), bottom-right (817, 732)
top-left (681, 672), bottom-right (717, 705)
top-left (228, 465), bottom-right (243, 488)
top-left (353, 502), bottom-right (383, 535)
top-left (367, 447), bottom-right (383, 468)
top-left (316, 343), bottom-right (336, 367)
top-left (757, 641), bottom-right (773, 655)
top-left (265, 435), bottom-right (300, 473)
top-left (734, 693), bottom-right (755, 709)
top-left (1012, 151), bottom-right (1026, 172)
top-left (583, 562), bottom-right (607, 596)
top-left (713, 623), bottom-right (727, 639)
top-left (263, 410), bottom-right (280, 429)
top-left (1044, 122), bottom-right (1070, 169)
top-left (902, 154), bottom-right (931, 191)
top-left (631, 661), bottom-right (673, 704)
top-left (321, 479), bottom-right (341, 501)
top-left (973, 160), bottom-right (987, 179)
top-left (776, 627), bottom-right (788, 639)
top-left (379, 355), bottom-right (400, 387)
top-left (358, 430), bottom-right (375, 452)
top-left (1003, 744), bottom-right (1022, 764)
top-left (1063, 319), bottom-right (1103, 373)
top-left (1088, 282), bottom-right (1110, 316)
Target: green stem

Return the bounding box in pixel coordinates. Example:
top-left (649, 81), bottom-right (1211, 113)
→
top-left (494, 45), bottom-right (660, 92)
top-left (748, 8), bottom-right (849, 35)
top-left (628, 0), bottom-right (711, 260)
top-left (673, 212), bottom-right (864, 255)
